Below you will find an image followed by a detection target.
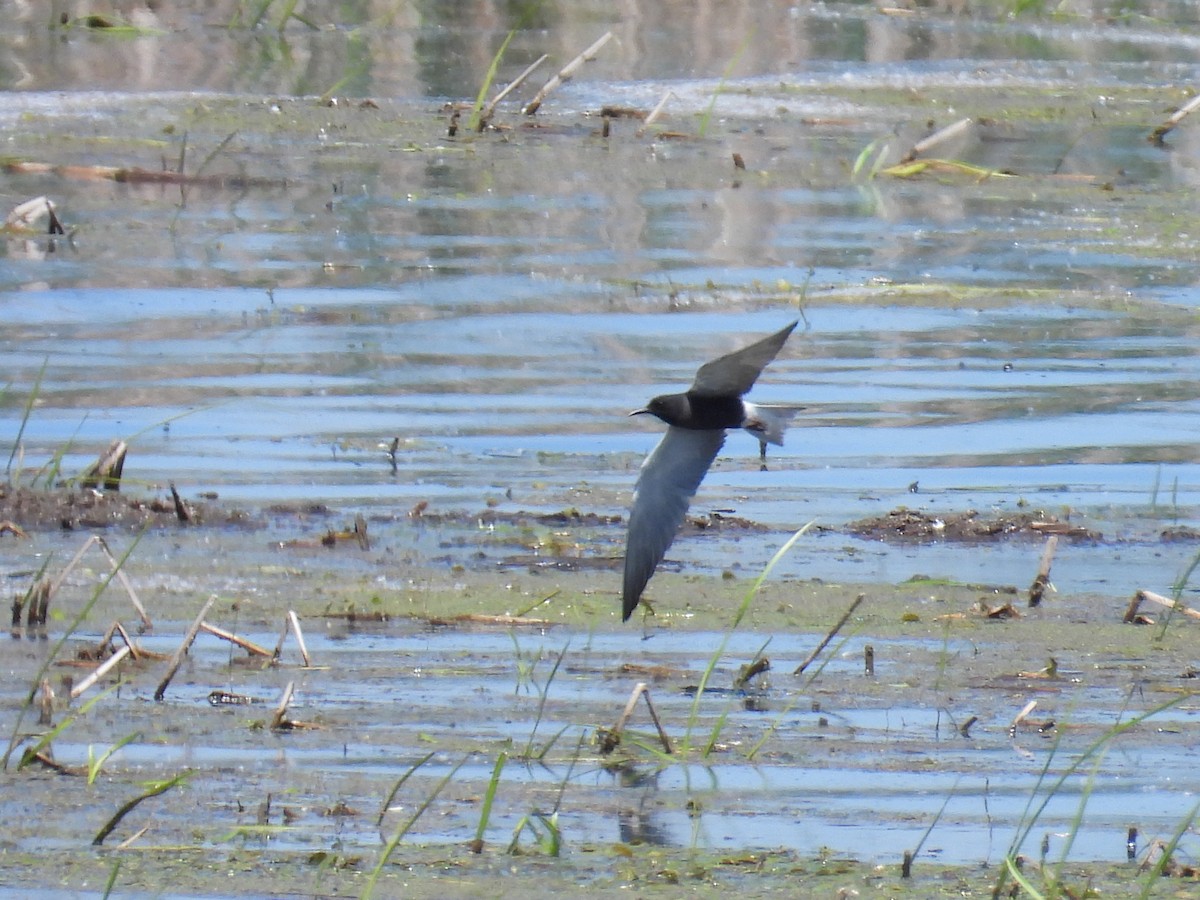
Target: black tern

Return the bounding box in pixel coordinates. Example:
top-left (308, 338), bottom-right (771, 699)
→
top-left (622, 321), bottom-right (799, 621)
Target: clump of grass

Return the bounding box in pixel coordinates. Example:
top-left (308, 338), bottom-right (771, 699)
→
top-left (992, 693), bottom-right (1192, 898)
top-left (518, 642), bottom-right (571, 760)
top-left (364, 755), bottom-right (468, 899)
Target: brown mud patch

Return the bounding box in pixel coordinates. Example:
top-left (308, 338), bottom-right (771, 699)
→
top-left (848, 507), bottom-right (1102, 542)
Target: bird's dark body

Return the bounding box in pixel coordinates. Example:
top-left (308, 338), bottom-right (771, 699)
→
top-left (644, 393), bottom-right (746, 431)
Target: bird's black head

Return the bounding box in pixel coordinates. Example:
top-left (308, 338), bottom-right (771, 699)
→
top-left (630, 393), bottom-right (690, 427)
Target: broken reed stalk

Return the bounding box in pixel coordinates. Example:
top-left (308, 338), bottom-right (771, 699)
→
top-left (1009, 699), bottom-right (1037, 738)
top-left (116, 825), bottom-right (149, 850)
top-left (794, 593), bottom-right (865, 675)
top-left (270, 681), bottom-right (295, 730)
top-left (1028, 535), bottom-right (1058, 607)
top-left (899, 116), bottom-right (972, 164)
top-left (168, 482), bottom-right (190, 522)
top-left (287, 610), bottom-right (311, 666)
top-left (1124, 589), bottom-right (1200, 623)
top-left (273, 617), bottom-right (289, 660)
top-left (600, 682), bottom-right (672, 754)
top-left (37, 678), bottom-right (54, 726)
top-left (98, 620), bottom-right (139, 660)
top-left (50, 535), bottom-right (152, 629)
top-left (198, 621), bottom-right (272, 657)
top-left (4, 196), bottom-right (57, 230)
top-left (70, 645), bottom-right (130, 700)
top-left (79, 440), bottom-right (127, 491)
top-left (28, 578), bottom-right (51, 629)
top-left (1149, 92), bottom-right (1200, 145)
top-left (153, 597), bottom-right (215, 701)
top-left (637, 89), bottom-right (674, 136)
top-left (480, 53), bottom-right (548, 125)
top-left (522, 31), bottom-right (613, 115)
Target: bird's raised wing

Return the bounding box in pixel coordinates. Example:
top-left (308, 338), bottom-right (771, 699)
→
top-left (690, 321), bottom-right (798, 397)
top-left (622, 426), bottom-right (725, 620)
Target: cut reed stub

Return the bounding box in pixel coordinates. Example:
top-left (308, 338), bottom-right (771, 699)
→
top-left (597, 682), bottom-right (672, 755)
top-left (79, 440), bottom-right (128, 492)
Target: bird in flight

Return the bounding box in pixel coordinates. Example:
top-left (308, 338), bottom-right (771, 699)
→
top-left (622, 321), bottom-right (799, 621)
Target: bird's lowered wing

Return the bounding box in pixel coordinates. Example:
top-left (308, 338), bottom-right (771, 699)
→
top-left (622, 426), bottom-right (726, 620)
top-left (690, 320), bottom-right (798, 397)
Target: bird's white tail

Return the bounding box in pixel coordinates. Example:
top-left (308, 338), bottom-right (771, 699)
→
top-left (742, 403), bottom-right (802, 446)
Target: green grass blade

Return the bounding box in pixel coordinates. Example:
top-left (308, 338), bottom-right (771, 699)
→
top-left (697, 32), bottom-right (754, 139)
top-left (92, 770), bottom-right (190, 845)
top-left (88, 731), bottom-right (143, 785)
top-left (363, 755), bottom-right (468, 899)
top-left (1137, 799), bottom-right (1200, 898)
top-left (473, 751), bottom-right (507, 849)
top-left (374, 750), bottom-right (435, 827)
top-left (468, 30), bottom-right (515, 132)
top-left (6, 356), bottom-right (48, 480)
top-left (521, 641), bottom-right (569, 758)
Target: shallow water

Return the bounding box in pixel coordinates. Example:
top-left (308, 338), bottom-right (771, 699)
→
top-left (2, 1), bottom-right (1200, 893)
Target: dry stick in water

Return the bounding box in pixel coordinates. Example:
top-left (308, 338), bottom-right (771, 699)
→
top-left (636, 89), bottom-right (674, 136)
top-left (270, 681), bottom-right (296, 730)
top-left (794, 593), bottom-right (866, 675)
top-left (1009, 699), bottom-right (1037, 738)
top-left (599, 682), bottom-right (672, 754)
top-left (98, 620), bottom-right (140, 660)
top-left (1150, 92), bottom-right (1200, 145)
top-left (522, 31), bottom-right (613, 115)
top-left (480, 53), bottom-right (549, 126)
top-left (71, 645), bottom-right (131, 700)
top-left (1028, 535), bottom-right (1058, 607)
top-left (79, 440), bottom-right (127, 491)
top-left (37, 678), bottom-right (55, 726)
top-left (899, 116), bottom-right (972, 164)
top-left (199, 621), bottom-right (273, 657)
top-left (50, 535), bottom-right (153, 629)
top-left (154, 597), bottom-right (215, 701)
top-left (27, 578), bottom-right (51, 629)
top-left (1123, 589), bottom-right (1200, 623)
top-left (288, 611), bottom-right (311, 667)
top-left (168, 482), bottom-right (190, 522)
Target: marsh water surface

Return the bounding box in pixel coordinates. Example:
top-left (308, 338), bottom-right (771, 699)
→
top-left (2, 2), bottom-right (1200, 896)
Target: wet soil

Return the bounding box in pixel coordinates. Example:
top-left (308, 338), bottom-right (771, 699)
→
top-left (2, 483), bottom-right (1199, 898)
